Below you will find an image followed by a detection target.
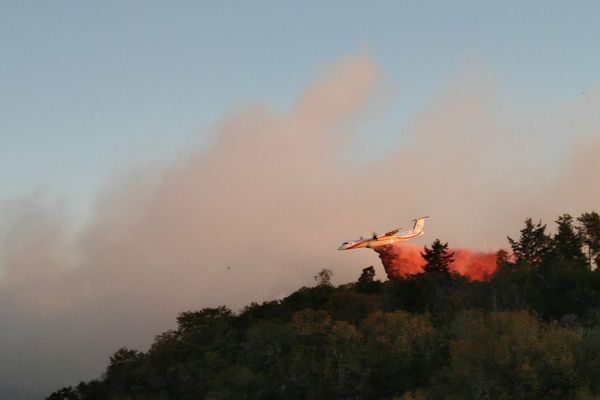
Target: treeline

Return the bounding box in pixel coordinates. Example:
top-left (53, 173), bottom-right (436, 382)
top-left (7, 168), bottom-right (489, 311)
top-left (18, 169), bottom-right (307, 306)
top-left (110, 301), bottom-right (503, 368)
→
top-left (48, 213), bottom-right (600, 399)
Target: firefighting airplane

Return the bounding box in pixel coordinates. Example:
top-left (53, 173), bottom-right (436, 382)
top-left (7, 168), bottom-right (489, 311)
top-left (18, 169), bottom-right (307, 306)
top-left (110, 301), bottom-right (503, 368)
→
top-left (338, 216), bottom-right (429, 250)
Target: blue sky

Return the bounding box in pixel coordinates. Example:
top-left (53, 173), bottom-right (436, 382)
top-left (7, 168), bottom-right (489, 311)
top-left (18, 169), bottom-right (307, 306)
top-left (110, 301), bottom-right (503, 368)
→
top-left (2, 1), bottom-right (599, 215)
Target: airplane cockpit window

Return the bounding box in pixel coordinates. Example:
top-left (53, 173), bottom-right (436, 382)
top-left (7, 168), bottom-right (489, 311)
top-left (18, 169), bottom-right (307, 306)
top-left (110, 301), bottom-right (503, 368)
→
top-left (343, 242), bottom-right (349, 245)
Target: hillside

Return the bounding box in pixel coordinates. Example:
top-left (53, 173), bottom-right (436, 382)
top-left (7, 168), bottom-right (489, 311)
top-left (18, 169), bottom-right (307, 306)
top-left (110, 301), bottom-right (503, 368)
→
top-left (47, 214), bottom-right (600, 400)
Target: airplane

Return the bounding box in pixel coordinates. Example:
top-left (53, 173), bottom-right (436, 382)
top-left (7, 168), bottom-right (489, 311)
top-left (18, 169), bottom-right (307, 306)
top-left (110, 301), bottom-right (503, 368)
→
top-left (338, 216), bottom-right (429, 250)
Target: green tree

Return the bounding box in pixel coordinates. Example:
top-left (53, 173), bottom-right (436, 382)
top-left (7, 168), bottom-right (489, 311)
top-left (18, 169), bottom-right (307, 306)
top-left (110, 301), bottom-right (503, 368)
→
top-left (103, 347), bottom-right (146, 396)
top-left (74, 380), bottom-right (106, 400)
top-left (553, 214), bottom-right (586, 265)
top-left (441, 311), bottom-right (582, 399)
top-left (496, 249), bottom-right (510, 266)
top-left (508, 218), bottom-right (553, 266)
top-left (176, 306), bottom-right (233, 331)
top-left (421, 239), bottom-right (454, 275)
top-left (579, 327), bottom-right (600, 394)
top-left (357, 266), bottom-right (382, 293)
top-left (46, 387), bottom-right (79, 400)
top-left (326, 321), bottom-right (365, 397)
top-left (577, 212), bottom-right (600, 268)
top-left (244, 320), bottom-right (298, 398)
top-left (362, 311), bottom-right (442, 397)
top-left (358, 266), bottom-right (375, 285)
top-left (315, 268), bottom-right (333, 286)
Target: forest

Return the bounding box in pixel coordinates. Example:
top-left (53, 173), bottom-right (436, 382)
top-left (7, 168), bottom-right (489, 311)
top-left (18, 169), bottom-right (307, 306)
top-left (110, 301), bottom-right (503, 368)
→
top-left (47, 212), bottom-right (600, 399)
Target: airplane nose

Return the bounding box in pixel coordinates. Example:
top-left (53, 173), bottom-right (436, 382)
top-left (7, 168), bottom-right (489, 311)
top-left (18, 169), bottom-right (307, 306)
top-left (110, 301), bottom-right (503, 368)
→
top-left (338, 244), bottom-right (347, 250)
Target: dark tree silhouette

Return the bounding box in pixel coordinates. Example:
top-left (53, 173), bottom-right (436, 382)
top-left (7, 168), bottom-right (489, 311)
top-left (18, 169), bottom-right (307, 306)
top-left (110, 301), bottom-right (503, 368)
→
top-left (553, 214), bottom-right (586, 265)
top-left (507, 218), bottom-right (553, 266)
top-left (421, 239), bottom-right (454, 274)
top-left (495, 249), bottom-right (510, 268)
top-left (357, 266), bottom-right (381, 293)
top-left (577, 211), bottom-right (600, 268)
top-left (315, 268), bottom-right (333, 286)
top-left (47, 387), bottom-right (78, 400)
top-left (176, 306), bottom-right (233, 331)
top-left (358, 266), bottom-right (376, 284)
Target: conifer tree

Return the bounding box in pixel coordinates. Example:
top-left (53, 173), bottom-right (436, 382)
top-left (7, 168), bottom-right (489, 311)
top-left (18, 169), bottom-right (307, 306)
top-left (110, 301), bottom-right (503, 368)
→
top-left (577, 212), bottom-right (600, 268)
top-left (495, 249), bottom-right (511, 271)
top-left (507, 218), bottom-right (553, 266)
top-left (421, 239), bottom-right (454, 274)
top-left (553, 214), bottom-right (586, 265)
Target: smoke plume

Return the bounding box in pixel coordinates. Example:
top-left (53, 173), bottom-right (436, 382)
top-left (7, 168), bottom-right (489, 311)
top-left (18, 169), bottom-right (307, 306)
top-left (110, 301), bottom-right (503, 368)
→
top-left (0, 53), bottom-right (599, 397)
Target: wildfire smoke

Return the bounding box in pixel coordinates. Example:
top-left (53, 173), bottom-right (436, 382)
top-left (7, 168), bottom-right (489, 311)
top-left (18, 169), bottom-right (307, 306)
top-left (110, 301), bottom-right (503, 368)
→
top-left (374, 244), bottom-right (499, 281)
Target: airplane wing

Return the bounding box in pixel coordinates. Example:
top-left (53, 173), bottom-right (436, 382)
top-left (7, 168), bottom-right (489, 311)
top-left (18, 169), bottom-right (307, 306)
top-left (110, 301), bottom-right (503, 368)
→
top-left (382, 228), bottom-right (401, 237)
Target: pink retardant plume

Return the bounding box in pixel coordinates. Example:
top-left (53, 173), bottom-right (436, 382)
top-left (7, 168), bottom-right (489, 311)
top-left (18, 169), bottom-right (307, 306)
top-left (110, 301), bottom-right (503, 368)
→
top-left (374, 244), bottom-right (499, 281)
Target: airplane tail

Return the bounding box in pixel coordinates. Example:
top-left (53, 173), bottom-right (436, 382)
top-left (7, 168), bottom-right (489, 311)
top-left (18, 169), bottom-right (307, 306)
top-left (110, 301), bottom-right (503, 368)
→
top-left (412, 216), bottom-right (429, 234)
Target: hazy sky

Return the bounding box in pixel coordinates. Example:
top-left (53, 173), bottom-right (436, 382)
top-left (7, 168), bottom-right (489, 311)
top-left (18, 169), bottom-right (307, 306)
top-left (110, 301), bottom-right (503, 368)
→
top-left (2, 1), bottom-right (599, 215)
top-left (1, 2), bottom-right (600, 399)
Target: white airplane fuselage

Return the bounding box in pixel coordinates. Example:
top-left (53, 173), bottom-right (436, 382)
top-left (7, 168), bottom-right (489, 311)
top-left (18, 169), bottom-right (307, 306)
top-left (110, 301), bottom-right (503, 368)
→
top-left (338, 217), bottom-right (428, 250)
top-left (338, 231), bottom-right (423, 250)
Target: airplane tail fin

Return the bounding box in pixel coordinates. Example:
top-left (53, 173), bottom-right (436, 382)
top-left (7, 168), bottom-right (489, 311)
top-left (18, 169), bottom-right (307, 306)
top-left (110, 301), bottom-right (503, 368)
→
top-left (412, 216), bottom-right (429, 234)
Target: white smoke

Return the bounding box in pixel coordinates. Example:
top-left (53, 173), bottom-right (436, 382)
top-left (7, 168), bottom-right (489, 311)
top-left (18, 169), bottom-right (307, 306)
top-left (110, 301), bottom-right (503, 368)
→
top-left (0, 53), bottom-right (598, 397)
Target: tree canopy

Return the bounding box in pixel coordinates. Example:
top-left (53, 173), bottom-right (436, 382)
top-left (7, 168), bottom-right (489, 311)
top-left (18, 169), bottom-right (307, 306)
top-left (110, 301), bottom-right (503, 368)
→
top-left (421, 239), bottom-right (454, 275)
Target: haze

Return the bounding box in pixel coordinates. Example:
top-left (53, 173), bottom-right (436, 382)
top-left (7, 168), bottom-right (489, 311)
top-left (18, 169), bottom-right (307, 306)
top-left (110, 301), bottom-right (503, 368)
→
top-left (1, 2), bottom-right (600, 398)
